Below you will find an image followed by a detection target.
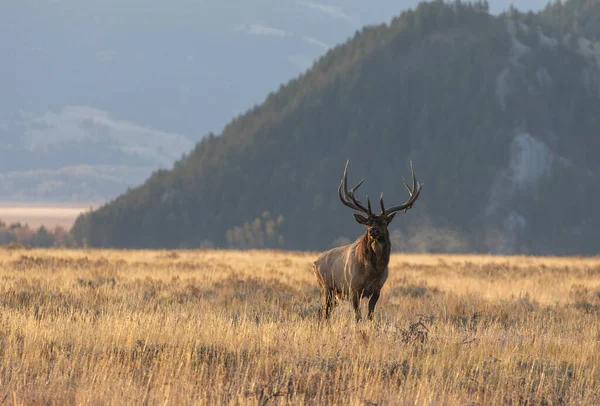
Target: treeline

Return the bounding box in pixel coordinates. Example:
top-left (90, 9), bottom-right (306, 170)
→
top-left (536, 0), bottom-right (600, 42)
top-left (0, 220), bottom-right (76, 248)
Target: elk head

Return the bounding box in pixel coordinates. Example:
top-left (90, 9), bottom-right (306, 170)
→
top-left (338, 159), bottom-right (422, 253)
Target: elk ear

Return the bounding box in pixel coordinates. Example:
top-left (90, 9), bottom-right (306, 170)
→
top-left (353, 213), bottom-right (369, 225)
top-left (385, 212), bottom-right (397, 224)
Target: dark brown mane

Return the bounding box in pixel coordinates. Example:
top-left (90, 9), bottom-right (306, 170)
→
top-left (356, 232), bottom-right (391, 271)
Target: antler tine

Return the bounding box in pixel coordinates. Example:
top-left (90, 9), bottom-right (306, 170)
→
top-left (366, 196), bottom-right (373, 216)
top-left (402, 178), bottom-right (412, 196)
top-left (379, 192), bottom-right (385, 214)
top-left (383, 161), bottom-right (423, 215)
top-left (402, 161), bottom-right (419, 212)
top-left (338, 160), bottom-right (371, 215)
top-left (405, 161), bottom-right (417, 196)
top-left (348, 179), bottom-right (369, 212)
top-left (349, 179), bottom-right (364, 198)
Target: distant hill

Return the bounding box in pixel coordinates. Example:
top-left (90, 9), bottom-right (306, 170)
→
top-left (73, 0), bottom-right (600, 255)
top-left (0, 106), bottom-right (193, 202)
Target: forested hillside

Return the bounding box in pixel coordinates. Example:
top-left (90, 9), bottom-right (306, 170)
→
top-left (537, 0), bottom-right (600, 41)
top-left (72, 0), bottom-right (600, 255)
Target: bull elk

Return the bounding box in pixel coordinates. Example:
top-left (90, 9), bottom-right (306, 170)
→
top-left (313, 160), bottom-right (423, 321)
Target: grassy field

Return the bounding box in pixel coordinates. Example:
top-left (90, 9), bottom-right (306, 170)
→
top-left (0, 248), bottom-right (599, 405)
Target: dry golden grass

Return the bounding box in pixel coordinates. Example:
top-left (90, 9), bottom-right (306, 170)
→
top-left (0, 248), bottom-right (599, 405)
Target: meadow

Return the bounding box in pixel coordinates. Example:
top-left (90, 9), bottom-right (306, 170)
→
top-left (0, 248), bottom-right (599, 405)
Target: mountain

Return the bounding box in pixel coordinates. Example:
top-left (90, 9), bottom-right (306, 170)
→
top-left (0, 0), bottom-right (402, 203)
top-left (72, 0), bottom-right (600, 255)
top-left (1, 0), bottom-right (548, 203)
top-left (0, 106), bottom-right (193, 202)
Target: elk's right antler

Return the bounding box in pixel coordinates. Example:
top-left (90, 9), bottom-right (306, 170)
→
top-left (338, 160), bottom-right (373, 216)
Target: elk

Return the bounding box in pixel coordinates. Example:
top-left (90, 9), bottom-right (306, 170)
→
top-left (313, 160), bottom-right (423, 321)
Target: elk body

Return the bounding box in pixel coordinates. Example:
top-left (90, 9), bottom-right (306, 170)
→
top-left (313, 160), bottom-right (422, 321)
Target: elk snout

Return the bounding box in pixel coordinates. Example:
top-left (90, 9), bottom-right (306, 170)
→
top-left (370, 226), bottom-right (380, 238)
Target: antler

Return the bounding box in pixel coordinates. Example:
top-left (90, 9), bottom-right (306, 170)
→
top-left (380, 161), bottom-right (423, 215)
top-left (338, 160), bottom-right (373, 216)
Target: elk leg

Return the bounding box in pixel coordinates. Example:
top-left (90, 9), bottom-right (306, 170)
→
top-left (321, 289), bottom-right (335, 319)
top-left (352, 292), bottom-right (361, 322)
top-left (367, 291), bottom-right (380, 320)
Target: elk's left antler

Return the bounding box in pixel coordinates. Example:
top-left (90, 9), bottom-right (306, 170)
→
top-left (380, 161), bottom-right (423, 215)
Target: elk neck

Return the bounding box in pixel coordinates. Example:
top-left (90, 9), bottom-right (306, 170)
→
top-left (356, 232), bottom-right (390, 272)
